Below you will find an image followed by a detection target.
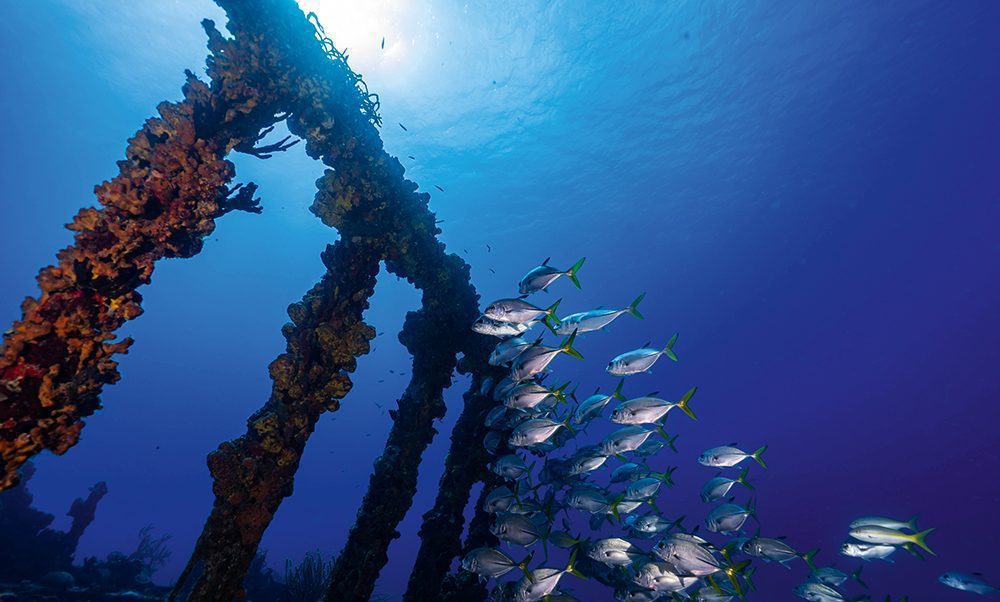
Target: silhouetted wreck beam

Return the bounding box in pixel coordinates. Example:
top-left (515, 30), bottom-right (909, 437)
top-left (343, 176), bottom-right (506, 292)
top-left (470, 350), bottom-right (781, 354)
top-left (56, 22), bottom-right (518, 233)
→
top-left (173, 1), bottom-right (492, 599)
top-left (0, 19), bottom-right (285, 491)
top-left (403, 365), bottom-right (503, 601)
top-left (172, 238), bottom-right (381, 601)
top-left (438, 472), bottom-right (506, 602)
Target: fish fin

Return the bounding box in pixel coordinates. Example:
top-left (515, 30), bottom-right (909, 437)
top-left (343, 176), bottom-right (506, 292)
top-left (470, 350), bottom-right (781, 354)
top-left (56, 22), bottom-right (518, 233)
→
top-left (542, 256), bottom-right (551, 266)
top-left (851, 565), bottom-right (868, 589)
top-left (800, 548), bottom-right (819, 571)
top-left (663, 333), bottom-right (679, 361)
top-left (560, 329), bottom-right (584, 360)
top-left (677, 386), bottom-right (698, 420)
top-left (906, 513), bottom-right (920, 532)
top-left (656, 427), bottom-right (679, 452)
top-left (626, 292), bottom-right (645, 319)
top-left (752, 445), bottom-right (768, 469)
top-left (736, 467), bottom-right (753, 490)
top-left (642, 340), bottom-right (651, 348)
top-left (908, 528), bottom-right (935, 556)
top-left (612, 378), bottom-right (626, 401)
top-left (545, 299), bottom-right (563, 325)
top-left (518, 551), bottom-right (535, 581)
top-left (609, 494), bottom-right (624, 523)
top-left (566, 257), bottom-right (585, 288)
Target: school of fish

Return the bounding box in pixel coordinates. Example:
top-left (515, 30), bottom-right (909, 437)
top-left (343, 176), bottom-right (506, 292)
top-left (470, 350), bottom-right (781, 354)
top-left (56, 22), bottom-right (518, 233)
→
top-left (465, 257), bottom-right (988, 601)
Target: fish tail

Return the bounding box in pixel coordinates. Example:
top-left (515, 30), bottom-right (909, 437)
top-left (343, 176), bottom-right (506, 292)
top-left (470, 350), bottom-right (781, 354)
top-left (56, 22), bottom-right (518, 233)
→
top-left (652, 466), bottom-right (677, 486)
top-left (901, 542), bottom-right (924, 560)
top-left (800, 548), bottom-right (819, 571)
top-left (566, 547), bottom-right (587, 579)
top-left (663, 332), bottom-right (679, 361)
top-left (736, 467), bottom-right (754, 490)
top-left (560, 329), bottom-right (584, 359)
top-left (656, 427), bottom-right (679, 452)
top-left (669, 515), bottom-right (686, 532)
top-left (517, 551), bottom-right (535, 581)
top-left (908, 528), bottom-right (936, 556)
top-left (566, 257), bottom-right (586, 289)
top-left (747, 497), bottom-right (758, 521)
top-left (612, 378), bottom-right (626, 401)
top-left (553, 382), bottom-right (571, 404)
top-left (545, 299), bottom-right (563, 326)
top-left (609, 494), bottom-right (624, 523)
top-left (851, 565), bottom-right (868, 589)
top-left (677, 385), bottom-right (698, 420)
top-left (626, 292), bottom-right (645, 319)
top-left (752, 444), bottom-right (768, 469)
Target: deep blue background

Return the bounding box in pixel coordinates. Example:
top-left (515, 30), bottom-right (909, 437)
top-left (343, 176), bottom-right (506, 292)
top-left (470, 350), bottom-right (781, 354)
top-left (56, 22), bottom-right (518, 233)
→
top-left (1, 1), bottom-right (998, 599)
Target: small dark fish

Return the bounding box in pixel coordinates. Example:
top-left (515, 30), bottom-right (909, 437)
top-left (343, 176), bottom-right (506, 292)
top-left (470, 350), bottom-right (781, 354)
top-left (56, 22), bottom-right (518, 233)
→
top-left (389, 370), bottom-right (395, 374)
top-left (487, 244), bottom-right (492, 252)
top-left (377, 332), bottom-right (384, 336)
top-left (381, 36), bottom-right (385, 49)
top-left (435, 185), bottom-right (445, 192)
top-left (399, 123), bottom-right (408, 131)
top-left (375, 403), bottom-right (383, 409)
top-left (378, 379), bottom-right (384, 383)
top-left (436, 219), bottom-right (445, 224)
top-left (408, 155), bottom-right (416, 159)
top-left (490, 268), bottom-right (496, 274)
top-left (464, 248), bottom-right (469, 254)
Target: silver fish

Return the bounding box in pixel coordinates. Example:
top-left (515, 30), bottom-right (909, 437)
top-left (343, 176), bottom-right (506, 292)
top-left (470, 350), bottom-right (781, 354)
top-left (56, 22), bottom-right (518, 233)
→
top-left (611, 387), bottom-right (697, 424)
top-left (742, 536), bottom-right (816, 567)
top-left (610, 462), bottom-right (650, 483)
top-left (793, 581), bottom-right (860, 602)
top-left (939, 572), bottom-right (999, 595)
top-left (473, 315), bottom-right (537, 337)
top-left (510, 332), bottom-right (583, 381)
top-left (518, 257), bottom-right (585, 295)
top-left (491, 512), bottom-right (544, 547)
top-left (565, 450), bottom-right (609, 477)
top-left (553, 293), bottom-right (644, 335)
top-left (572, 379), bottom-right (625, 424)
top-left (624, 471), bottom-right (675, 501)
top-left (511, 551), bottom-right (580, 602)
top-left (492, 454), bottom-right (532, 480)
top-left (633, 561), bottom-right (695, 592)
top-left (490, 336), bottom-right (538, 366)
top-left (587, 537), bottom-right (646, 567)
top-left (607, 334), bottom-right (678, 376)
top-left (483, 430), bottom-right (502, 454)
top-left (698, 444), bottom-right (768, 469)
top-left (510, 417), bottom-right (569, 447)
top-left (461, 547), bottom-right (528, 578)
top-left (629, 514), bottom-right (683, 536)
top-left (483, 485), bottom-right (517, 513)
top-left (599, 425), bottom-right (667, 456)
top-left (484, 297), bottom-right (561, 324)
top-left (848, 515), bottom-right (918, 531)
top-left (847, 525), bottom-right (934, 555)
top-left (653, 534), bottom-right (721, 576)
top-left (840, 541), bottom-right (897, 562)
top-left (504, 380), bottom-right (570, 410)
top-left (706, 500), bottom-right (755, 534)
top-left (700, 468), bottom-right (752, 503)
top-left (567, 485), bottom-right (611, 514)
top-left (810, 566), bottom-right (866, 588)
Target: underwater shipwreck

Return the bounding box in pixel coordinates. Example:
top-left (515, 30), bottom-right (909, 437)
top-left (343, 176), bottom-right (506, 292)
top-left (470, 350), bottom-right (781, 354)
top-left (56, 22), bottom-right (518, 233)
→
top-left (4, 1), bottom-right (996, 601)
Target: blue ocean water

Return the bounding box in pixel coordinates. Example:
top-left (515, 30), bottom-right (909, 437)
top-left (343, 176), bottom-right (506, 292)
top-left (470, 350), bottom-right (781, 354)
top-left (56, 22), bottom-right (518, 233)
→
top-left (1, 0), bottom-right (998, 599)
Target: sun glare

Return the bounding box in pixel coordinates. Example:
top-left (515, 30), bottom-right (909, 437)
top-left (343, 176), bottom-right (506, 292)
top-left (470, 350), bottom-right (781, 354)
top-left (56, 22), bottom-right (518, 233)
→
top-left (296, 0), bottom-right (421, 78)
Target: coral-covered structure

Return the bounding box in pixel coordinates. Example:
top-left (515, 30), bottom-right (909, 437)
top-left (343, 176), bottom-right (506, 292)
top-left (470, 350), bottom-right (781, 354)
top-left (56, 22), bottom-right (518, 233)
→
top-left (1, 0), bottom-right (507, 600)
